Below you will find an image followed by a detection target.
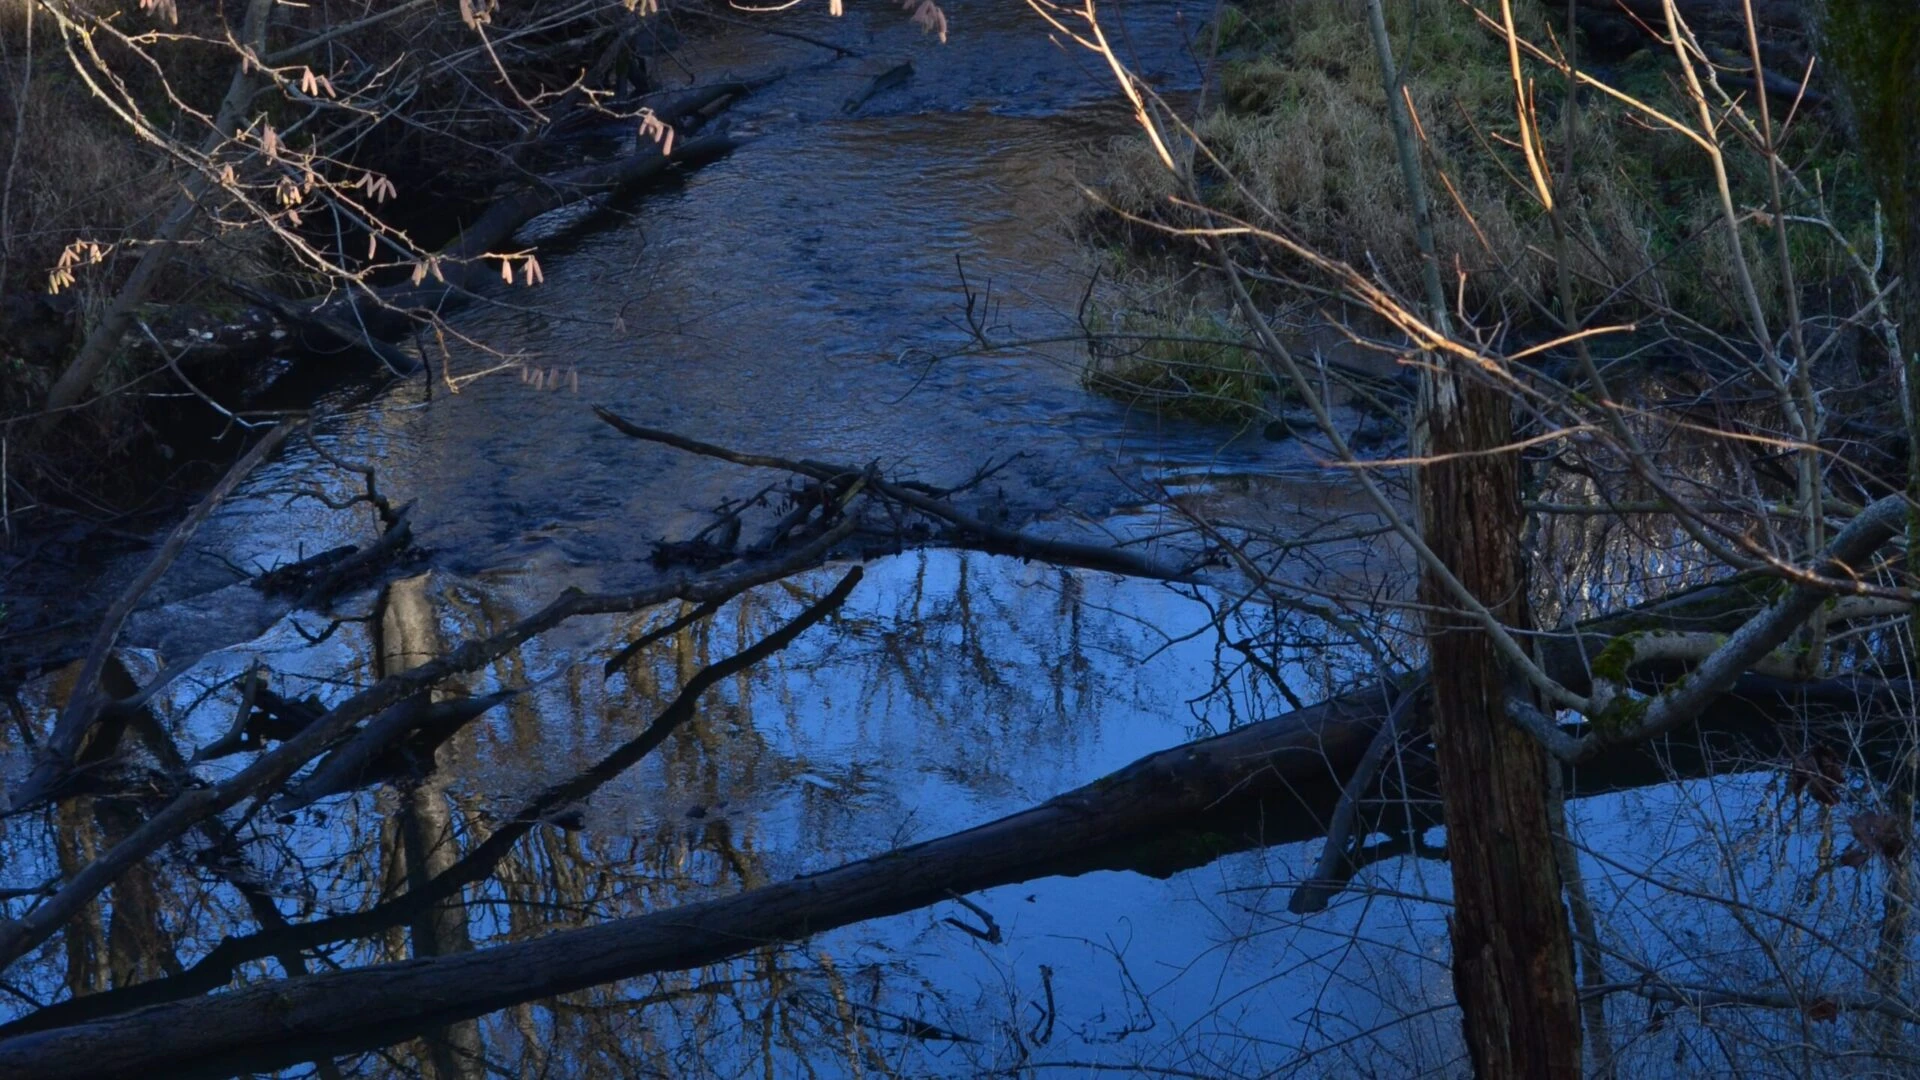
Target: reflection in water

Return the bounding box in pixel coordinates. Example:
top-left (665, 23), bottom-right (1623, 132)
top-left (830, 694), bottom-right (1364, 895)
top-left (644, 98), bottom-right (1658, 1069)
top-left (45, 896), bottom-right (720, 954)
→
top-left (2, 549), bottom-right (1348, 1076)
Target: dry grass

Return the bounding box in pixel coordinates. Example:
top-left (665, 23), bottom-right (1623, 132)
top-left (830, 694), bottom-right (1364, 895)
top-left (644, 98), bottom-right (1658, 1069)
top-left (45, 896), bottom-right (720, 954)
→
top-left (2, 5), bottom-right (178, 418)
top-left (1087, 0), bottom-right (1873, 335)
top-left (1, 84), bottom-right (170, 287)
top-left (2, 0), bottom-right (630, 414)
top-left (0, 2), bottom-right (261, 306)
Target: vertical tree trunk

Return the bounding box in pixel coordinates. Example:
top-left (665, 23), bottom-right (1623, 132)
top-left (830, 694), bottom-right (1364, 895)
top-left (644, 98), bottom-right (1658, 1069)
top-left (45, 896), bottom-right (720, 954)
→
top-left (1420, 371), bottom-right (1582, 1077)
top-left (1359, 0), bottom-right (1583, 1063)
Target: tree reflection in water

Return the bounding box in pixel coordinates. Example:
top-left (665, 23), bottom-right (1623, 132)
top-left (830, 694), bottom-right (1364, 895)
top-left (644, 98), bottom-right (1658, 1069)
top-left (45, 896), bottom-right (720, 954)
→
top-left (3, 545), bottom-right (1382, 1076)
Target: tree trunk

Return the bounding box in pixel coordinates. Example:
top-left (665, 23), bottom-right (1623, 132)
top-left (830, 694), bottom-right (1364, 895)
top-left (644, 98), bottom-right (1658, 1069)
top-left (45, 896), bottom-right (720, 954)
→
top-left (1419, 368), bottom-right (1582, 1077)
top-left (5, 662), bottom-right (1911, 1077)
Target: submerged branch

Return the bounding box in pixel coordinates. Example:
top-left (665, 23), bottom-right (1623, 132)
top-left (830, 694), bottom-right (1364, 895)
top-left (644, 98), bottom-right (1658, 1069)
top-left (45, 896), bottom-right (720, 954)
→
top-left (10, 422), bottom-right (299, 812)
top-left (0, 518), bottom-right (862, 976)
top-left (593, 408), bottom-right (1196, 582)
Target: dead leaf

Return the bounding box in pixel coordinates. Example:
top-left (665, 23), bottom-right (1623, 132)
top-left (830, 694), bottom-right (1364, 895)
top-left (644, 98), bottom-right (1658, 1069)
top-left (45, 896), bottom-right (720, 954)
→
top-left (1849, 811), bottom-right (1908, 862)
top-left (1786, 747), bottom-right (1845, 806)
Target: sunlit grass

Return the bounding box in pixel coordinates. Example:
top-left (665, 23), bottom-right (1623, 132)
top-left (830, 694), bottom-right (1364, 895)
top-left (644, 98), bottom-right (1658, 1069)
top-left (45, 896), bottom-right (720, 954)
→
top-left (1087, 0), bottom-right (1875, 335)
top-left (1081, 302), bottom-right (1277, 423)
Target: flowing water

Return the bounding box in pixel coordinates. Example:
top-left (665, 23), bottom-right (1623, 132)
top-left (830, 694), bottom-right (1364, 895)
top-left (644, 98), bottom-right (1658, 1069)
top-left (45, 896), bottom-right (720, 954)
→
top-left (0, 4), bottom-right (1417, 1074)
top-left (1, 3), bottom-right (1861, 1076)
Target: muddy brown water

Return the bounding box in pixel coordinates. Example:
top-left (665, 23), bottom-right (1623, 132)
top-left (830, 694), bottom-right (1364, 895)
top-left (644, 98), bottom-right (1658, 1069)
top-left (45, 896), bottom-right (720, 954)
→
top-left (0, 4), bottom-right (1432, 1075)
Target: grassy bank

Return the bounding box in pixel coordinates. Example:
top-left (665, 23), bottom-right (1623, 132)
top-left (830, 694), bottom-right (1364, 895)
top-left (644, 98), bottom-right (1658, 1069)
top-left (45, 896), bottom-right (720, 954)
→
top-left (1079, 0), bottom-right (1880, 417)
top-left (1081, 294), bottom-right (1276, 423)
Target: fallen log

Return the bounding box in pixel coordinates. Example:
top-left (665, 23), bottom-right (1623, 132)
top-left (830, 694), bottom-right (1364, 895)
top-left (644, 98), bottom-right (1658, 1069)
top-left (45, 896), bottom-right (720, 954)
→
top-left (269, 691), bottom-right (518, 815)
top-left (6, 414), bottom-right (1904, 1071)
top-left (6, 424), bottom-right (299, 813)
top-left (0, 661), bottom-right (1908, 1079)
top-left (225, 80), bottom-right (762, 373)
top-left (318, 81), bottom-right (760, 343)
top-left (594, 407), bottom-right (1200, 582)
top-left (0, 566), bottom-right (867, 1038)
top-left (0, 516), bottom-right (870, 978)
top-left (7, 496), bottom-right (420, 813)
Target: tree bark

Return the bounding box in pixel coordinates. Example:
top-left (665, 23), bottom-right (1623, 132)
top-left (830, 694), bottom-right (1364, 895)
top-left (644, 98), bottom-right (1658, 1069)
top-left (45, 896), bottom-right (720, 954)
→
top-left (1419, 366), bottom-right (1582, 1077)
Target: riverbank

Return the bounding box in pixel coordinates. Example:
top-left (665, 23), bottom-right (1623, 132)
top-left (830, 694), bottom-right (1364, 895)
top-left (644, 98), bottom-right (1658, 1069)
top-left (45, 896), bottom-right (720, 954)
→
top-left (0, 4), bottom-right (1364, 1070)
top-left (1, 2), bottom-right (729, 538)
top-left (6, 3), bottom-right (1918, 1075)
top-left (1077, 0), bottom-right (1886, 417)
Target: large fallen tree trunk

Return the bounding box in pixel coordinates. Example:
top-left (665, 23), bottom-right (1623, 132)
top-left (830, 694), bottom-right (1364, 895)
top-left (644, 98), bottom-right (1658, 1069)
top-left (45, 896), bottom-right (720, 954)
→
top-left (0, 661), bottom-right (1907, 1079)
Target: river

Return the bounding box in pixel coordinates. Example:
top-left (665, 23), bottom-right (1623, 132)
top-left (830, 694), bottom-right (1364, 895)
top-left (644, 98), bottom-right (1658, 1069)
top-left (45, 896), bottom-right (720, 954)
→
top-left (2, 2), bottom-right (1408, 1074)
top-left (0, 1), bottom-right (1846, 1075)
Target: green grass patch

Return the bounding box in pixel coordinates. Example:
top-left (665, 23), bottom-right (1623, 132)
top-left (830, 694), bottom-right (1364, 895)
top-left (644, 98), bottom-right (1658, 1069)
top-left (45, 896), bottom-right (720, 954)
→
top-left (1082, 303), bottom-right (1277, 423)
